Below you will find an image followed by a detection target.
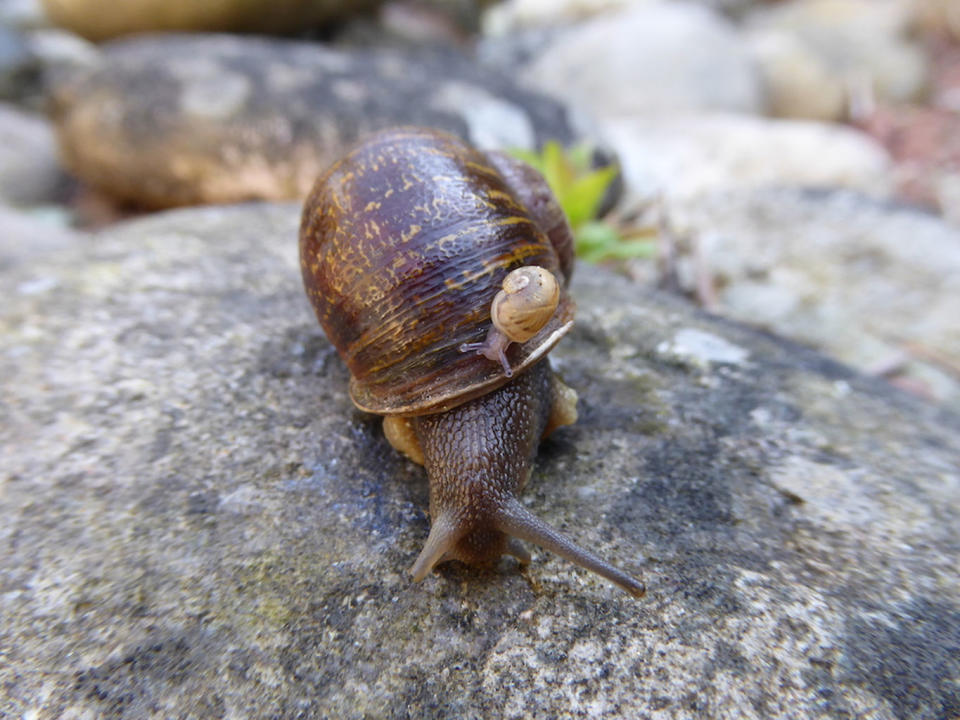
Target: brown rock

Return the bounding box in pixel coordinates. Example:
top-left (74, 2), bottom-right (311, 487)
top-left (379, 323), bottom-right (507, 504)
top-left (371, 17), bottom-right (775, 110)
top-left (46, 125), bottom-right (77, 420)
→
top-left (746, 29), bottom-right (848, 121)
top-left (915, 0), bottom-right (960, 42)
top-left (745, 0), bottom-right (930, 106)
top-left (50, 33), bottom-right (578, 209)
top-left (41, 0), bottom-right (385, 41)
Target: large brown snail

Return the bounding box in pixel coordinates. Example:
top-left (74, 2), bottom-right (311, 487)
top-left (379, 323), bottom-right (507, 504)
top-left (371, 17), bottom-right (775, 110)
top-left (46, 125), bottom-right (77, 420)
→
top-left (299, 127), bottom-right (643, 596)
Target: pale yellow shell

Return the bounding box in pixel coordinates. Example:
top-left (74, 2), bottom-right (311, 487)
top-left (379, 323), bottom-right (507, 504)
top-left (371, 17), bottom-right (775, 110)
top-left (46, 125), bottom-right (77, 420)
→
top-left (491, 266), bottom-right (561, 343)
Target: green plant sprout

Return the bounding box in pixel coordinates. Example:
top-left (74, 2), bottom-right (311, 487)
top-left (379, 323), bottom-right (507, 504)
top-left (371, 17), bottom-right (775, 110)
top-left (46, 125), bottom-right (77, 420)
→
top-left (509, 141), bottom-right (656, 263)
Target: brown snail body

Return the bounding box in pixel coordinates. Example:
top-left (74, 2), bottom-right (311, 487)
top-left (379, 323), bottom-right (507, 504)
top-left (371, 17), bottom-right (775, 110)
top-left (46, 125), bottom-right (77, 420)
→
top-left (299, 127), bottom-right (643, 596)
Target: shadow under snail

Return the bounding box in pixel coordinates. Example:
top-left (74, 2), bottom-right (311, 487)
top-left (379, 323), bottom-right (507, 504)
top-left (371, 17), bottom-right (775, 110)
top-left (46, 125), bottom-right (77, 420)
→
top-left (299, 127), bottom-right (644, 597)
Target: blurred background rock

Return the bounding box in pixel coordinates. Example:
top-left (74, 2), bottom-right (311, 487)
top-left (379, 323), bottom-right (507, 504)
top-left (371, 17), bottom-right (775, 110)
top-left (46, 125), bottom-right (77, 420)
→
top-left (39, 0), bottom-right (386, 40)
top-left (3, 0), bottom-right (956, 408)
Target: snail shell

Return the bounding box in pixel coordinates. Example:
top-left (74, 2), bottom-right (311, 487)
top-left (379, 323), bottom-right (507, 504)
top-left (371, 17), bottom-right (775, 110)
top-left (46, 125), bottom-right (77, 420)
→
top-left (492, 266), bottom-right (561, 344)
top-left (300, 127), bottom-right (574, 416)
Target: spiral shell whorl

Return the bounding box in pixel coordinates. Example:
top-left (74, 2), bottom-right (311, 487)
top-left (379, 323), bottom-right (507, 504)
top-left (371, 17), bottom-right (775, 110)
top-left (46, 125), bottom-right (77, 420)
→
top-left (491, 266), bottom-right (560, 344)
top-left (299, 127), bottom-right (574, 416)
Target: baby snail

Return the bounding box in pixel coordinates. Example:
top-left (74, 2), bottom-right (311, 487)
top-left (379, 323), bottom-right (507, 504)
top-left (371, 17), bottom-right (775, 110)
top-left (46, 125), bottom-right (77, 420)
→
top-left (459, 266), bottom-right (560, 378)
top-left (299, 127), bottom-right (644, 597)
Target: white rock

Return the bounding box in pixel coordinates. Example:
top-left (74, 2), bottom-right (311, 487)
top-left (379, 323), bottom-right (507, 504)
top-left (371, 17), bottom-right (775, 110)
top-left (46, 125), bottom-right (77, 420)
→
top-left (745, 0), bottom-right (929, 105)
top-left (658, 328), bottom-right (750, 367)
top-left (0, 0), bottom-right (47, 29)
top-left (602, 112), bottom-right (892, 207)
top-left (25, 27), bottom-right (99, 71)
top-left (520, 1), bottom-right (764, 118)
top-left (482, 0), bottom-right (641, 35)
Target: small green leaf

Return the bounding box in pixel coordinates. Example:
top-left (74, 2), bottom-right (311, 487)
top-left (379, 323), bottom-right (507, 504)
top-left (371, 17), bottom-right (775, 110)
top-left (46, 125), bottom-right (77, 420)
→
top-left (575, 220), bottom-right (621, 259)
top-left (575, 221), bottom-right (657, 263)
top-left (507, 142), bottom-right (652, 264)
top-left (595, 238), bottom-right (657, 261)
top-left (542, 141), bottom-right (574, 196)
top-left (564, 165), bottom-right (617, 228)
top-left (508, 147), bottom-right (542, 173)
top-left (565, 143), bottom-right (594, 173)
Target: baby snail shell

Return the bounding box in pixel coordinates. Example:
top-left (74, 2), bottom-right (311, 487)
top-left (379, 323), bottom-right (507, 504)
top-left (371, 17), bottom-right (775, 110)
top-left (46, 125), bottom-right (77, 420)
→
top-left (299, 127), bottom-right (644, 597)
top-left (459, 266), bottom-right (560, 377)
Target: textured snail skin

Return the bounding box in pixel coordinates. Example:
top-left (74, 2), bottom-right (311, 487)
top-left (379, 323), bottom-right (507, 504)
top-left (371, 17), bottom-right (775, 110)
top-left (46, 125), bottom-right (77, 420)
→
top-left (410, 361), bottom-right (645, 597)
top-left (299, 127), bottom-right (644, 596)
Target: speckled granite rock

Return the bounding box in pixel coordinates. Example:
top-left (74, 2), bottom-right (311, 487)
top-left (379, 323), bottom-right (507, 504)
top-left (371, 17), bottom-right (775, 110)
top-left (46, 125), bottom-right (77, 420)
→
top-left (2, 204), bottom-right (959, 719)
top-left (41, 0), bottom-right (384, 41)
top-left (49, 33), bottom-right (578, 209)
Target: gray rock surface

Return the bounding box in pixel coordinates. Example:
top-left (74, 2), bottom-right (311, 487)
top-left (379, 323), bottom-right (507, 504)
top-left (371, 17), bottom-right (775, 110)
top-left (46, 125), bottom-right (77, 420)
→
top-left (0, 103), bottom-right (68, 205)
top-left (50, 33), bottom-right (578, 209)
top-left (0, 202), bottom-right (76, 262)
top-left (24, 25), bottom-right (97, 73)
top-left (0, 4), bottom-right (97, 108)
top-left (0, 23), bottom-right (37, 100)
top-left (2, 203), bottom-right (959, 719)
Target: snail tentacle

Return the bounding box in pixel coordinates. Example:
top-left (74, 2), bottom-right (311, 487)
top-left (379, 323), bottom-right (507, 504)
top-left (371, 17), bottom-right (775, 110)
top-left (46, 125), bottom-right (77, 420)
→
top-left (495, 498), bottom-right (646, 598)
top-left (459, 329), bottom-right (514, 376)
top-left (410, 513), bottom-right (463, 582)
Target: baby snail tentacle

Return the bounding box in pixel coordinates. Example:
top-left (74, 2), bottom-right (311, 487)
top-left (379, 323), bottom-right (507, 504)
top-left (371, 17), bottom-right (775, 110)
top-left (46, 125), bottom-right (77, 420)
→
top-left (459, 266), bottom-right (560, 377)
